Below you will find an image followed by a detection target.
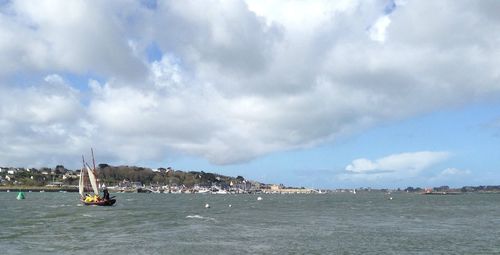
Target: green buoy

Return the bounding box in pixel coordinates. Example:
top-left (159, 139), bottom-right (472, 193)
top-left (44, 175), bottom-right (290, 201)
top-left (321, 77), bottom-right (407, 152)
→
top-left (17, 192), bottom-right (25, 200)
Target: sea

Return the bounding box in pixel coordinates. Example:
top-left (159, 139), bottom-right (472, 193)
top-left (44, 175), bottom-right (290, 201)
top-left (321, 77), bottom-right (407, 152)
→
top-left (1, 191), bottom-right (500, 254)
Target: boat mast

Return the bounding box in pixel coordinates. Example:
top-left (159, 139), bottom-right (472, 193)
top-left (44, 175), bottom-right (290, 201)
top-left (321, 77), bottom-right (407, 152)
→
top-left (79, 155), bottom-right (85, 197)
top-left (91, 148), bottom-right (96, 171)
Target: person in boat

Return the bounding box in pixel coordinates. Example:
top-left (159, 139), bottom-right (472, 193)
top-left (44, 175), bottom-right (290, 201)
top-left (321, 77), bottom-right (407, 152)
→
top-left (84, 194), bottom-right (93, 203)
top-left (102, 187), bottom-right (110, 201)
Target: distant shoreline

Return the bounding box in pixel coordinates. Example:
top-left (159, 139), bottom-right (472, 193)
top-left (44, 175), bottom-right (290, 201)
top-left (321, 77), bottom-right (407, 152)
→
top-left (0, 186), bottom-right (78, 192)
top-left (2, 186), bottom-right (500, 194)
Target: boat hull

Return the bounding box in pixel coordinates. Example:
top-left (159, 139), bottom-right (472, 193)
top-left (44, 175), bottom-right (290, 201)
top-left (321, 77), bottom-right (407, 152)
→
top-left (81, 199), bottom-right (116, 206)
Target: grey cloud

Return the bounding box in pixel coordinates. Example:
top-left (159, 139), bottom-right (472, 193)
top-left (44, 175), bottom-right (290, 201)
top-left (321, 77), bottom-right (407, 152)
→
top-left (0, 0), bottom-right (148, 80)
top-left (154, 0), bottom-right (282, 77)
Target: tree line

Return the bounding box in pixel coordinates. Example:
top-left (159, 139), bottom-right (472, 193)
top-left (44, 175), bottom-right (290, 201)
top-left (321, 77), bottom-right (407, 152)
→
top-left (1, 164), bottom-right (246, 188)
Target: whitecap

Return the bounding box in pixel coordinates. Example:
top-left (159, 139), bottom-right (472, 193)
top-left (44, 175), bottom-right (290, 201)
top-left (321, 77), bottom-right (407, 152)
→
top-left (48, 204), bottom-right (70, 208)
top-left (186, 215), bottom-right (216, 221)
top-left (186, 215), bottom-right (204, 219)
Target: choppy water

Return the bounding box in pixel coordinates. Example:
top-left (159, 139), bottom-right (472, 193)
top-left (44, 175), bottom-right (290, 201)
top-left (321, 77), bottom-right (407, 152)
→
top-left (1, 192), bottom-right (500, 254)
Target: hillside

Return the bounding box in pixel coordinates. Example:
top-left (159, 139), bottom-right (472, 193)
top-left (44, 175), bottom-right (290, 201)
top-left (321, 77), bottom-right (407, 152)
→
top-left (0, 164), bottom-right (252, 189)
top-left (98, 164), bottom-right (247, 188)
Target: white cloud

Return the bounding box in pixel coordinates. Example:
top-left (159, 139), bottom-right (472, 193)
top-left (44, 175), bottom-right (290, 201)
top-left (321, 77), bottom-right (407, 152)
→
top-left (369, 15), bottom-right (391, 42)
top-left (345, 158), bottom-right (378, 173)
top-left (430, 168), bottom-right (471, 182)
top-left (151, 57), bottom-right (184, 90)
top-left (0, 75), bottom-right (88, 167)
top-left (440, 167), bottom-right (470, 176)
top-left (422, 167), bottom-right (473, 187)
top-left (340, 151), bottom-right (451, 183)
top-left (0, 1), bottom-right (500, 168)
top-left (345, 151), bottom-right (450, 174)
top-left (245, 0), bottom-right (356, 31)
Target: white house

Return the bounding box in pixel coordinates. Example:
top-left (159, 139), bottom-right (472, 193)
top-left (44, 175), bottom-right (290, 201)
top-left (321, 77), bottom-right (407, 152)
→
top-left (62, 173), bottom-right (78, 180)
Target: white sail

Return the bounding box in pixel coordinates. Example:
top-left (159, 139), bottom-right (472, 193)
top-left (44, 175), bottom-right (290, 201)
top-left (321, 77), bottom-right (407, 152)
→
top-left (79, 167), bottom-right (85, 197)
top-left (86, 166), bottom-right (99, 195)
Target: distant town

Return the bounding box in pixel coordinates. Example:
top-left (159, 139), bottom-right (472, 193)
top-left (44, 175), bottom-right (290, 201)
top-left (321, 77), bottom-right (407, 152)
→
top-left (1, 165), bottom-right (500, 194)
top-left (0, 164), bottom-right (317, 194)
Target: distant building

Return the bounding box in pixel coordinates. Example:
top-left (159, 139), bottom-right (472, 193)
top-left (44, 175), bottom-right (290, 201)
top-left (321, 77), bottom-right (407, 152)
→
top-left (265, 183), bottom-right (313, 194)
top-left (270, 184), bottom-right (285, 191)
top-left (131, 182), bottom-right (143, 188)
top-left (119, 180), bottom-right (130, 187)
top-left (434, 186), bottom-right (450, 192)
top-left (62, 173), bottom-right (78, 180)
top-left (27, 168), bottom-right (39, 173)
top-left (119, 180), bottom-right (143, 188)
top-left (46, 182), bottom-right (63, 187)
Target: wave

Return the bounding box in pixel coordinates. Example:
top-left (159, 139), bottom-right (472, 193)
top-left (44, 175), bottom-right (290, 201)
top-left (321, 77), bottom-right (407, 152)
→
top-left (48, 204), bottom-right (71, 208)
top-left (186, 215), bottom-right (216, 221)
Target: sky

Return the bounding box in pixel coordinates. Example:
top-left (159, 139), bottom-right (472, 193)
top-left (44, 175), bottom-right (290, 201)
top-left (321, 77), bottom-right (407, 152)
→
top-left (0, 0), bottom-right (499, 188)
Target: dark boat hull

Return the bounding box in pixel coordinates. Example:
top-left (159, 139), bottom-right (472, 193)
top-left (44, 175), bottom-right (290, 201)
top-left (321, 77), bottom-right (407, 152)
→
top-left (81, 199), bottom-right (116, 206)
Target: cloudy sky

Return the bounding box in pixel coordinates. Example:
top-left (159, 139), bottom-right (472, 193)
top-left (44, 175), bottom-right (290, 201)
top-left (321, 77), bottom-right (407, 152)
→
top-left (1, 0), bottom-right (499, 188)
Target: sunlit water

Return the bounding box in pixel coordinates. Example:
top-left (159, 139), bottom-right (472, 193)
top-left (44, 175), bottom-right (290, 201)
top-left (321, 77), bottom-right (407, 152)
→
top-left (1, 192), bottom-right (500, 254)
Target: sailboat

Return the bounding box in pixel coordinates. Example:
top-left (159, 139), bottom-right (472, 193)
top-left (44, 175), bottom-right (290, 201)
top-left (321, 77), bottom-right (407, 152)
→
top-left (79, 149), bottom-right (116, 206)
